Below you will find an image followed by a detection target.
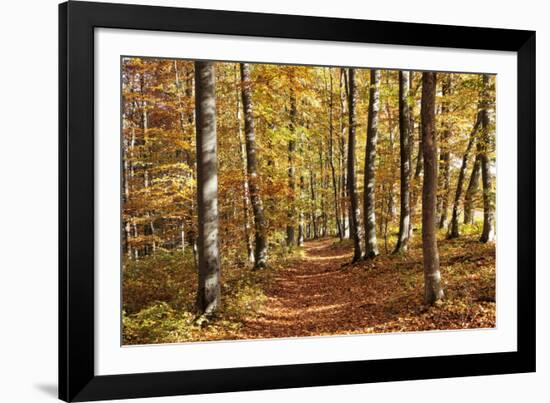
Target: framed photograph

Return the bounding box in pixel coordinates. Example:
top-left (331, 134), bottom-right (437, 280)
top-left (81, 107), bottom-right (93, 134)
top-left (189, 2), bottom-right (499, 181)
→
top-left (59, 1), bottom-right (535, 401)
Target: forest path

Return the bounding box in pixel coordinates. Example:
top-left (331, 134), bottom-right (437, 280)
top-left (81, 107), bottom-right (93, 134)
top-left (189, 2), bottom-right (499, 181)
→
top-left (240, 238), bottom-right (376, 338)
top-left (237, 236), bottom-right (496, 340)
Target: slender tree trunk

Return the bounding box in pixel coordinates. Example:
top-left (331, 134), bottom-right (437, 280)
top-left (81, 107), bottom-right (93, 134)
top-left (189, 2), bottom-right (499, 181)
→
top-left (348, 68), bottom-right (364, 262)
top-left (122, 105), bottom-right (133, 258)
top-left (438, 75), bottom-right (452, 229)
top-left (364, 69), bottom-right (380, 258)
top-left (240, 63), bottom-right (268, 269)
top-left (286, 88), bottom-right (297, 247)
top-left (448, 112), bottom-right (482, 238)
top-left (409, 73), bottom-right (422, 240)
top-left (421, 72), bottom-right (444, 305)
top-left (394, 71), bottom-right (412, 254)
top-left (464, 154), bottom-right (481, 224)
top-left (478, 74), bottom-right (496, 243)
top-left (339, 68), bottom-right (349, 238)
top-left (139, 75), bottom-right (157, 256)
top-left (298, 172), bottom-right (305, 246)
top-left (194, 61), bottom-right (221, 315)
top-left (319, 140), bottom-right (327, 237)
top-left (326, 70), bottom-right (344, 240)
top-left (298, 130), bottom-right (306, 247)
top-left (235, 66), bottom-right (254, 263)
top-left (309, 169), bottom-right (318, 238)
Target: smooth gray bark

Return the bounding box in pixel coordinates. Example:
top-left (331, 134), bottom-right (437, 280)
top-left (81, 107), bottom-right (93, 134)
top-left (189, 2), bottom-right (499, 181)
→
top-left (394, 71), bottom-right (412, 254)
top-left (194, 61), bottom-right (221, 315)
top-left (448, 112), bottom-right (482, 239)
top-left (286, 89), bottom-right (297, 247)
top-left (339, 68), bottom-right (350, 238)
top-left (240, 63), bottom-right (268, 268)
top-left (464, 154), bottom-right (481, 224)
top-left (364, 69), bottom-right (380, 258)
top-left (326, 70), bottom-right (344, 240)
top-left (438, 75), bottom-right (452, 230)
top-left (348, 68), bottom-right (364, 262)
top-left (478, 74), bottom-right (496, 243)
top-left (421, 72), bottom-right (444, 305)
top-left (234, 66), bottom-right (254, 263)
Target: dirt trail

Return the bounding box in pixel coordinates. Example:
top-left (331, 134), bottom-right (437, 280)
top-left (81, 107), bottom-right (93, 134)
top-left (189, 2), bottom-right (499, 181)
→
top-left (239, 237), bottom-right (496, 339)
top-left (241, 238), bottom-right (372, 338)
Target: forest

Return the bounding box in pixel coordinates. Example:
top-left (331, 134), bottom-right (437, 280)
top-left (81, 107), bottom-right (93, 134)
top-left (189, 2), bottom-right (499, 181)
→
top-left (121, 57), bottom-right (496, 345)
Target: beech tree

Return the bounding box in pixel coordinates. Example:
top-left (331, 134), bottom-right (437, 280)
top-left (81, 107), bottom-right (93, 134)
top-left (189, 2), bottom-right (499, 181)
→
top-left (464, 154), bottom-right (481, 224)
top-left (421, 72), bottom-right (444, 305)
top-left (325, 69), bottom-right (344, 240)
top-left (240, 63), bottom-right (268, 269)
top-left (234, 66), bottom-right (254, 263)
top-left (287, 88), bottom-right (297, 247)
top-left (394, 70), bottom-right (412, 254)
top-left (364, 69), bottom-right (381, 258)
top-left (195, 61), bottom-right (221, 314)
top-left (348, 68), bottom-right (364, 262)
top-left (437, 75), bottom-right (452, 229)
top-left (478, 74), bottom-right (495, 243)
top-left (448, 112), bottom-right (482, 239)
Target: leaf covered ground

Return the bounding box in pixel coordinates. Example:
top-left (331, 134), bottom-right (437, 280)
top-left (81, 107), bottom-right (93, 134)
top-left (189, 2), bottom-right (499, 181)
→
top-left (123, 234), bottom-right (495, 344)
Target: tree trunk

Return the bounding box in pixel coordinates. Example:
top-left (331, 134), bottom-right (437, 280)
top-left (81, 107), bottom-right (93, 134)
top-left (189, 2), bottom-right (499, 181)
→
top-left (464, 153), bottom-right (481, 224)
top-left (309, 169), bottom-right (319, 239)
top-left (286, 88), bottom-right (297, 247)
top-left (339, 68), bottom-right (349, 238)
top-left (421, 72), bottom-right (444, 305)
top-left (298, 172), bottom-right (306, 246)
top-left (194, 61), bottom-right (221, 315)
top-left (235, 66), bottom-right (254, 263)
top-left (448, 112), bottom-right (482, 238)
top-left (394, 71), bottom-right (412, 254)
top-left (438, 75), bottom-right (452, 229)
top-left (348, 68), bottom-right (364, 262)
top-left (364, 69), bottom-right (380, 258)
top-left (409, 72), bottom-right (422, 240)
top-left (327, 70), bottom-right (344, 240)
top-left (240, 63), bottom-right (269, 269)
top-left (478, 74), bottom-right (496, 243)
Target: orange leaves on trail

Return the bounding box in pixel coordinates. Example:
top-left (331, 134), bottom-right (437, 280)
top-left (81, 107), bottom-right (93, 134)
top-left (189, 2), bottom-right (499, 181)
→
top-left (234, 235), bottom-right (495, 340)
top-left (124, 234), bottom-right (495, 345)
top-left (245, 240), bottom-right (495, 338)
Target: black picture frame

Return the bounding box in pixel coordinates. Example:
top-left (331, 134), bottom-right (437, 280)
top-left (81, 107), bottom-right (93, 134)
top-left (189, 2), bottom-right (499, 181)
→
top-left (59, 1), bottom-right (536, 401)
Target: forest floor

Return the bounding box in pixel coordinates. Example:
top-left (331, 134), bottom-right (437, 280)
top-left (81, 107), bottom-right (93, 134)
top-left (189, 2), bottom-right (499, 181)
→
top-left (237, 236), bottom-right (496, 339)
top-left (123, 233), bottom-right (496, 344)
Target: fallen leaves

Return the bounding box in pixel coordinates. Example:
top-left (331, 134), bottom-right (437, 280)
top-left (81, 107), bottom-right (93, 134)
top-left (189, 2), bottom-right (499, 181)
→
top-left (237, 235), bottom-right (495, 339)
top-left (123, 234), bottom-right (496, 344)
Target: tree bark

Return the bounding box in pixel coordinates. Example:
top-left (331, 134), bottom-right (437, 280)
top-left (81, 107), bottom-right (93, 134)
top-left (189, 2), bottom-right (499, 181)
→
top-left (448, 112), bottom-right (482, 238)
top-left (464, 153), bottom-right (481, 224)
top-left (394, 71), bottom-right (412, 254)
top-left (234, 66), bottom-right (254, 263)
top-left (194, 61), bottom-right (221, 315)
top-left (364, 69), bottom-right (380, 258)
top-left (421, 72), bottom-right (444, 305)
top-left (298, 173), bottom-right (306, 246)
top-left (438, 75), bottom-right (452, 229)
top-left (339, 68), bottom-right (349, 238)
top-left (409, 72), bottom-right (422, 240)
top-left (326, 69), bottom-right (344, 240)
top-left (240, 63), bottom-right (268, 268)
top-left (348, 68), bottom-right (364, 262)
top-left (309, 168), bottom-right (319, 239)
top-left (478, 74), bottom-right (496, 243)
top-left (286, 88), bottom-right (297, 247)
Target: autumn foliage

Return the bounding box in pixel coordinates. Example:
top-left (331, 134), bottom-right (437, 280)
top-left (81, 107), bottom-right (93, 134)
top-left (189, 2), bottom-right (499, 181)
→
top-left (121, 58), bottom-right (496, 345)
